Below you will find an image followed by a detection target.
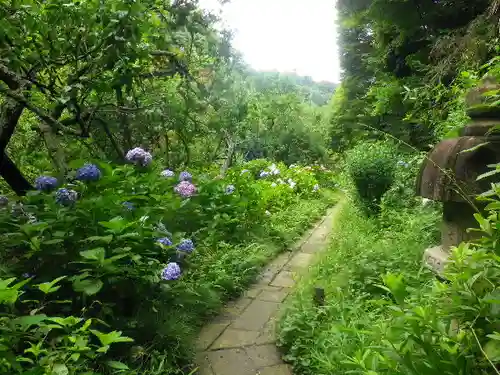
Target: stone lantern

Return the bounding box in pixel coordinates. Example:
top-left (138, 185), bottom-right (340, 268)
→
top-left (416, 77), bottom-right (500, 276)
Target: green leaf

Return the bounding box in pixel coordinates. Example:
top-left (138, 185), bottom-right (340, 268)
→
top-left (51, 363), bottom-right (69, 375)
top-left (83, 235), bottom-right (113, 244)
top-left (11, 314), bottom-right (47, 330)
top-left (73, 278), bottom-right (103, 296)
top-left (106, 361), bottom-right (130, 370)
top-left (90, 330), bottom-right (134, 346)
top-left (80, 248), bottom-right (106, 263)
top-left (459, 142), bottom-right (489, 154)
top-left (36, 276), bottom-right (66, 294)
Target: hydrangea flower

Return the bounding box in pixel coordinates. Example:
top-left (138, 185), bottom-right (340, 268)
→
top-left (174, 181), bottom-right (197, 198)
top-left (269, 164), bottom-right (280, 175)
top-left (161, 169), bottom-right (175, 178)
top-left (259, 171), bottom-right (270, 178)
top-left (397, 160), bottom-right (409, 168)
top-left (225, 184), bottom-right (235, 195)
top-left (240, 169), bottom-right (250, 175)
top-left (179, 171), bottom-right (192, 182)
top-left (0, 196), bottom-right (8, 207)
top-left (161, 262), bottom-right (181, 281)
top-left (177, 239), bottom-right (195, 253)
top-left (157, 237), bottom-right (173, 246)
top-left (265, 210), bottom-right (271, 216)
top-left (76, 164), bottom-right (101, 181)
top-left (55, 188), bottom-right (78, 206)
top-left (288, 178), bottom-right (296, 189)
top-left (313, 184), bottom-right (320, 192)
top-left (35, 176), bottom-right (58, 191)
top-left (122, 201), bottom-right (135, 211)
top-left (271, 182), bottom-right (277, 187)
top-left (125, 147), bottom-right (153, 167)
top-left (289, 164), bottom-right (297, 169)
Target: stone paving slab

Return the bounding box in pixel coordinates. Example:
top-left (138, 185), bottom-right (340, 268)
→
top-left (231, 300), bottom-right (280, 331)
top-left (270, 271), bottom-right (296, 288)
top-left (211, 328), bottom-right (261, 349)
top-left (194, 205), bottom-right (340, 375)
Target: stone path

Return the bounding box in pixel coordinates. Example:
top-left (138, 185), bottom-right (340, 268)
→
top-left (194, 205), bottom-right (339, 375)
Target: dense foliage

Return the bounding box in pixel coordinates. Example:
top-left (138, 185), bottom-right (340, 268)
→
top-left (328, 0), bottom-right (500, 151)
top-left (0, 153), bottom-right (335, 374)
top-left (277, 2), bottom-right (500, 375)
top-left (0, 1), bottom-right (340, 374)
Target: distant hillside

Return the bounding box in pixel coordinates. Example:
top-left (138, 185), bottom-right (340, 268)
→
top-left (248, 70), bottom-right (338, 106)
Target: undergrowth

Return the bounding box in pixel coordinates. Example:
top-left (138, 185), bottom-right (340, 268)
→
top-left (277, 196), bottom-right (440, 374)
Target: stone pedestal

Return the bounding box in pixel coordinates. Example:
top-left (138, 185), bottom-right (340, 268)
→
top-left (417, 78), bottom-right (500, 276)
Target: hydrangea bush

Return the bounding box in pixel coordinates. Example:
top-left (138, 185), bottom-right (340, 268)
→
top-left (0, 151), bottom-right (332, 374)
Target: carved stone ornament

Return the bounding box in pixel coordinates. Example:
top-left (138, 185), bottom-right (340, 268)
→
top-left (416, 77), bottom-right (500, 276)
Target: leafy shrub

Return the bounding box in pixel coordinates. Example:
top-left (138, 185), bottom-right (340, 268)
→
top-left (345, 141), bottom-right (397, 214)
top-left (0, 152), bottom-right (334, 374)
top-left (351, 182), bottom-right (500, 375)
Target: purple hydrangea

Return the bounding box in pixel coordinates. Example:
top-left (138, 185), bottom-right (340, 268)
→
top-left (55, 188), bottom-right (78, 206)
top-left (76, 164), bottom-right (101, 181)
top-left (177, 239), bottom-right (194, 253)
top-left (125, 147), bottom-right (153, 167)
top-left (0, 196), bottom-right (8, 207)
top-left (157, 237), bottom-right (173, 246)
top-left (225, 184), bottom-right (235, 195)
top-left (161, 262), bottom-right (181, 281)
top-left (122, 201), bottom-right (135, 211)
top-left (174, 181), bottom-right (197, 198)
top-left (179, 171), bottom-right (192, 182)
top-left (161, 169), bottom-right (175, 178)
top-left (35, 176), bottom-right (58, 192)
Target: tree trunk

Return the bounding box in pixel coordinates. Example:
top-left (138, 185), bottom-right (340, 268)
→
top-left (38, 121), bottom-right (67, 179)
top-left (0, 153), bottom-right (32, 195)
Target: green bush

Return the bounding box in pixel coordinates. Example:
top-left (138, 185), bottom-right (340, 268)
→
top-left (345, 141), bottom-right (397, 214)
top-left (0, 152), bottom-right (335, 374)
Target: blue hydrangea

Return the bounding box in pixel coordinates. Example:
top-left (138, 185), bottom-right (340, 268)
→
top-left (313, 184), bottom-right (320, 192)
top-left (125, 147), bottom-right (153, 167)
top-left (157, 237), bottom-right (173, 246)
top-left (225, 184), bottom-right (235, 194)
top-left (0, 196), bottom-right (8, 207)
top-left (177, 239), bottom-right (195, 253)
top-left (76, 164), bottom-right (101, 181)
top-left (122, 201), bottom-right (135, 211)
top-left (179, 171), bottom-right (192, 182)
top-left (259, 171), bottom-right (270, 178)
top-left (161, 169), bottom-right (175, 178)
top-left (397, 160), bottom-right (409, 168)
top-left (35, 176), bottom-right (58, 191)
top-left (55, 188), bottom-right (78, 206)
top-left (161, 262), bottom-right (181, 281)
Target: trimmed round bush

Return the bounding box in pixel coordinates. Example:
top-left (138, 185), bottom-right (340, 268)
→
top-left (346, 141), bottom-right (397, 215)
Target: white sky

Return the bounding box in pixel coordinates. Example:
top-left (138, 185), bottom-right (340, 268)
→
top-left (198, 0), bottom-right (340, 83)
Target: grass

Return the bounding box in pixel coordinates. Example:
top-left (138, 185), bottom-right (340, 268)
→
top-left (276, 197), bottom-right (440, 375)
top-left (135, 191), bottom-right (337, 374)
